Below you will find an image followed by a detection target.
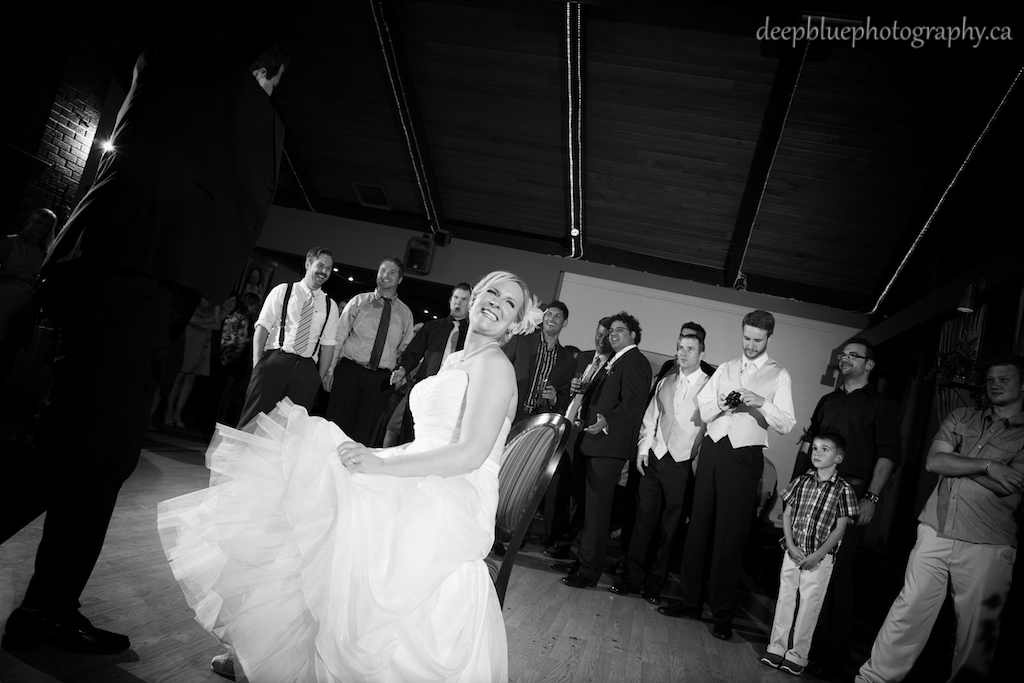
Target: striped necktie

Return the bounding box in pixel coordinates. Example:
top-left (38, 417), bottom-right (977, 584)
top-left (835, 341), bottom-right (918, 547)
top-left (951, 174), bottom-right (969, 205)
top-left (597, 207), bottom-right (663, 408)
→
top-left (368, 298), bottom-right (392, 370)
top-left (293, 295), bottom-right (315, 357)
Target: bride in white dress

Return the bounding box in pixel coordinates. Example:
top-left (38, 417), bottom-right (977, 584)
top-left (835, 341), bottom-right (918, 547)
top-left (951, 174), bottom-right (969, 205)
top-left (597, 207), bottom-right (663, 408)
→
top-left (157, 271), bottom-right (541, 683)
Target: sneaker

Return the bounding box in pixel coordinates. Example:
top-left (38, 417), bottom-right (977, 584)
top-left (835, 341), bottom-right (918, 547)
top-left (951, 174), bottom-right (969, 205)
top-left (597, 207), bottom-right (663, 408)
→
top-left (759, 653), bottom-right (784, 668)
top-left (779, 659), bottom-right (804, 676)
top-left (211, 653), bottom-right (236, 681)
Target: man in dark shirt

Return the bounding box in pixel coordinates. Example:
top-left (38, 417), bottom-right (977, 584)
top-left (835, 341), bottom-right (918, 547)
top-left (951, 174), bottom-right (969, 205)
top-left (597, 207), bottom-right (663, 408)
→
top-left (503, 301), bottom-right (576, 424)
top-left (799, 337), bottom-right (902, 679)
top-left (386, 282), bottom-right (472, 444)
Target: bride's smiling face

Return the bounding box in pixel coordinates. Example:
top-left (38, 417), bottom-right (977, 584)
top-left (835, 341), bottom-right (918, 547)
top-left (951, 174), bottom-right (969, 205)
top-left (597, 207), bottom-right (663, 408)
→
top-left (470, 280), bottom-right (524, 339)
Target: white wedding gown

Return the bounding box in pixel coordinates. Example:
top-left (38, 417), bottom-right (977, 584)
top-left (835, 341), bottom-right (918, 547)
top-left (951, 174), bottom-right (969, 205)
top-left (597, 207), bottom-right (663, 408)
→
top-left (157, 368), bottom-right (510, 682)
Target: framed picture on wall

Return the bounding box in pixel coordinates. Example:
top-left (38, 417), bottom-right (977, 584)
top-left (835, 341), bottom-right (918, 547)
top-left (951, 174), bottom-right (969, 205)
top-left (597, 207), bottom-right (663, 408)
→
top-left (238, 254), bottom-right (274, 303)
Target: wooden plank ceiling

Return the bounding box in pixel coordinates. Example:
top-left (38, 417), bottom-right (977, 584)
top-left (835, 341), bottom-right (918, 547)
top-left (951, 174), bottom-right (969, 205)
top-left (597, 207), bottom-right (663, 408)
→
top-left (271, 0), bottom-right (1023, 314)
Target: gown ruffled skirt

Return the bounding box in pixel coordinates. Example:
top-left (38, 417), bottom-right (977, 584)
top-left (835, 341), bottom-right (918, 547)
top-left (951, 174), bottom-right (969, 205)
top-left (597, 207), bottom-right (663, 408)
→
top-left (157, 370), bottom-right (509, 682)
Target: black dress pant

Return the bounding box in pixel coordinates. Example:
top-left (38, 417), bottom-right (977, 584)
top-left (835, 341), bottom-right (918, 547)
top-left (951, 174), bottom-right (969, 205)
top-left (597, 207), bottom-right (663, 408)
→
top-left (679, 435), bottom-right (763, 624)
top-left (0, 264), bottom-right (191, 612)
top-left (237, 349), bottom-right (320, 427)
top-left (810, 479), bottom-right (867, 668)
top-left (626, 450), bottom-right (691, 590)
top-left (326, 358), bottom-right (393, 446)
top-left (575, 454), bottom-right (625, 584)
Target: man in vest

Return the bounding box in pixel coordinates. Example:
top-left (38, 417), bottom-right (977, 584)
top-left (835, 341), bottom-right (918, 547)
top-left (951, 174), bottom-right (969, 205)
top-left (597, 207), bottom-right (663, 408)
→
top-left (611, 330), bottom-right (711, 604)
top-left (660, 309), bottom-right (796, 641)
top-left (237, 247), bottom-right (339, 426)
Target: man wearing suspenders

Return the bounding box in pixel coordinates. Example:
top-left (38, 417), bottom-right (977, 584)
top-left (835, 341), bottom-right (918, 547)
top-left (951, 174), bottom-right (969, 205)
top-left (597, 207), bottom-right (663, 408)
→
top-left (238, 247), bottom-right (339, 426)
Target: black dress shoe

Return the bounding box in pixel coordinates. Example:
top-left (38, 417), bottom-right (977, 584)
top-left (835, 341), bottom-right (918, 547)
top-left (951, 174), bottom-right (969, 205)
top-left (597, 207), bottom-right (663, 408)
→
top-left (711, 621), bottom-right (733, 640)
top-left (543, 546), bottom-right (574, 560)
top-left (3, 608), bottom-right (130, 655)
top-left (562, 573), bottom-right (597, 589)
top-left (552, 560), bottom-right (580, 575)
top-left (640, 589), bottom-right (661, 605)
top-left (491, 540), bottom-right (507, 557)
top-left (607, 582), bottom-right (632, 596)
top-left (658, 602), bottom-right (702, 620)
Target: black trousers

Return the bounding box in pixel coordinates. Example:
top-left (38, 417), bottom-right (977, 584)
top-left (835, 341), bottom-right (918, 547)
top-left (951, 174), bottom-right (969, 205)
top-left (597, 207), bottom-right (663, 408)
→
top-left (326, 358), bottom-right (393, 445)
top-left (0, 265), bottom-right (192, 612)
top-left (810, 479), bottom-right (868, 668)
top-left (679, 435), bottom-right (763, 624)
top-left (626, 451), bottom-right (691, 590)
top-left (237, 349), bottom-right (320, 427)
top-left (575, 453), bottom-right (625, 584)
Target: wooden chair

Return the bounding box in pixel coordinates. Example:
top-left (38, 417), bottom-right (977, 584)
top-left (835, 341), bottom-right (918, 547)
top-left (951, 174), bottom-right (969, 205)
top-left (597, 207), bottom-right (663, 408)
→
top-left (486, 412), bottom-right (572, 607)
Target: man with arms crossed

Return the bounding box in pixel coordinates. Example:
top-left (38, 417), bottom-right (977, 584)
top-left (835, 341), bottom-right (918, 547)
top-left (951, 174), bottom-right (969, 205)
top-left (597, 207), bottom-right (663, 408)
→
top-left (856, 355), bottom-right (1024, 683)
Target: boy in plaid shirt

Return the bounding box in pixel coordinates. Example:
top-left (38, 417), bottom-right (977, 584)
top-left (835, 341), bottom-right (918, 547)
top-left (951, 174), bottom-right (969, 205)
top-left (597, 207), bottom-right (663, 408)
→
top-left (760, 432), bottom-right (859, 676)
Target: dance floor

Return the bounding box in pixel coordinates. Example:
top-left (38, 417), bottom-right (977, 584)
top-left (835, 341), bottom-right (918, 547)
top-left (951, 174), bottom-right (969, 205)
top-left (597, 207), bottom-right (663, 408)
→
top-left (1, 428), bottom-right (806, 683)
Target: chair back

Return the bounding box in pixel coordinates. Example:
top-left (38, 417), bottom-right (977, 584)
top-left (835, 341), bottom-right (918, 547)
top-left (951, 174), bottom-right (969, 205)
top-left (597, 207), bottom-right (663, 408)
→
top-left (488, 412), bottom-right (572, 607)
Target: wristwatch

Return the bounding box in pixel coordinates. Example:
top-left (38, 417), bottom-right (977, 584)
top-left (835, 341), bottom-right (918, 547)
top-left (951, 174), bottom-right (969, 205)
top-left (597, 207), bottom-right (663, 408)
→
top-left (863, 491), bottom-right (880, 504)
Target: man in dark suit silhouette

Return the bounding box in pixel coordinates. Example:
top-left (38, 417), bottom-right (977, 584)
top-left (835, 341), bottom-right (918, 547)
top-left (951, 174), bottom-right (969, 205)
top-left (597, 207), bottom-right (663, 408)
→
top-left (560, 312), bottom-right (652, 588)
top-left (0, 7), bottom-right (287, 655)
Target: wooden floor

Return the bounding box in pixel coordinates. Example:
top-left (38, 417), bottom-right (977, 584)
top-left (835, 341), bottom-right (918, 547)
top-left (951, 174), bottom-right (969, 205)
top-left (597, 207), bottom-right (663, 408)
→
top-left (0, 429), bottom-right (806, 683)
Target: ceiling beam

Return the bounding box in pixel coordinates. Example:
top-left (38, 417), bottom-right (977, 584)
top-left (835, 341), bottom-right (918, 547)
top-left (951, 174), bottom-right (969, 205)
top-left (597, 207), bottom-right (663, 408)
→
top-left (369, 0), bottom-right (449, 238)
top-left (722, 40), bottom-right (808, 289)
top-left (273, 191), bottom-right (868, 310)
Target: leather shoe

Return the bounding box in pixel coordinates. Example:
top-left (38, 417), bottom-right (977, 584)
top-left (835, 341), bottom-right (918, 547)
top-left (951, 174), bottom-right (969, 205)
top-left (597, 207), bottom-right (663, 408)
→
top-left (607, 582), bottom-right (632, 596)
top-left (711, 621), bottom-right (733, 640)
top-left (211, 653), bottom-right (237, 680)
top-left (543, 546), bottom-right (573, 560)
top-left (561, 573), bottom-right (597, 589)
top-left (491, 540), bottom-right (506, 557)
top-left (2, 607), bottom-right (130, 655)
top-left (552, 560), bottom-right (580, 575)
top-left (658, 602), bottom-right (702, 620)
top-left (640, 589), bottom-right (662, 605)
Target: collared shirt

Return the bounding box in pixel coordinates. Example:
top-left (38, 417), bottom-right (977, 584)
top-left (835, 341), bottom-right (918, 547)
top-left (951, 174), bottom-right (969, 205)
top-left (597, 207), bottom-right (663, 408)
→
top-left (807, 383), bottom-right (903, 482)
top-left (256, 281), bottom-right (339, 362)
top-left (918, 407), bottom-right (1024, 547)
top-left (566, 351), bottom-right (607, 423)
top-left (335, 290), bottom-right (415, 371)
top-left (638, 367), bottom-right (710, 462)
top-left (605, 344), bottom-right (637, 373)
top-left (698, 355), bottom-right (796, 448)
top-left (397, 315), bottom-right (468, 379)
top-left (525, 336), bottom-right (561, 413)
top-left (781, 470), bottom-right (859, 555)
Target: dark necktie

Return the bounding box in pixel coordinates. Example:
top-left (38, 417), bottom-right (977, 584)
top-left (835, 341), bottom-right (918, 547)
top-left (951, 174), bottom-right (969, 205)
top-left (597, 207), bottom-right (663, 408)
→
top-left (368, 298), bottom-right (392, 370)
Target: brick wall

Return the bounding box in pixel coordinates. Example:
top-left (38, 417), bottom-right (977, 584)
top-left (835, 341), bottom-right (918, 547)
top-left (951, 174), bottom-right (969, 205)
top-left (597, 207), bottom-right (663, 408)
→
top-left (4, 3), bottom-right (132, 234)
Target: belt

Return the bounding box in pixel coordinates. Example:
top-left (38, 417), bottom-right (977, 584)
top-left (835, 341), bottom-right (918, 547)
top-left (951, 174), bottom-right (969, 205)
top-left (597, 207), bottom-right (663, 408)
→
top-left (271, 349), bottom-right (316, 362)
top-left (341, 357), bottom-right (392, 372)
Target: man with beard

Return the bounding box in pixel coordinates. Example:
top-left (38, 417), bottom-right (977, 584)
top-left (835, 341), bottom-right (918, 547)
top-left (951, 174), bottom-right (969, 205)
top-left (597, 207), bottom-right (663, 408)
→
top-left (856, 355), bottom-right (1024, 683)
top-left (661, 309), bottom-right (796, 641)
top-left (237, 247), bottom-right (339, 426)
top-left (325, 256), bottom-right (415, 445)
top-left (798, 337), bottom-right (902, 680)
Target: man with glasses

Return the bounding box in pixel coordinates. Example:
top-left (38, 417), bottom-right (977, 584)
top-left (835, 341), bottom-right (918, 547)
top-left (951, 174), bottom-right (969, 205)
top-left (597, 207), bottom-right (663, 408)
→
top-left (559, 312), bottom-right (652, 589)
top-left (660, 309), bottom-right (796, 640)
top-left (799, 337), bottom-right (903, 680)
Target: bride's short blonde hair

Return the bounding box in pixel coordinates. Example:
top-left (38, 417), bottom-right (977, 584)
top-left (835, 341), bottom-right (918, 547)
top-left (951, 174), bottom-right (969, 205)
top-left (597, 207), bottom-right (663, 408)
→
top-left (470, 271), bottom-right (543, 344)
